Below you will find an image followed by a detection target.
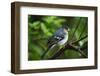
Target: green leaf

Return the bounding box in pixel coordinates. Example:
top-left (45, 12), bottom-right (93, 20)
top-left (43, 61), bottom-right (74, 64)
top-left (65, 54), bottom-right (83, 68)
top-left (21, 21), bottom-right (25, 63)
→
top-left (40, 23), bottom-right (48, 33)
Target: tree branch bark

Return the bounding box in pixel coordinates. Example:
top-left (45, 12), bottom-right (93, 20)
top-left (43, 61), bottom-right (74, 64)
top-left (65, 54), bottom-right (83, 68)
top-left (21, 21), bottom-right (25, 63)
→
top-left (49, 35), bottom-right (88, 59)
top-left (71, 35), bottom-right (87, 44)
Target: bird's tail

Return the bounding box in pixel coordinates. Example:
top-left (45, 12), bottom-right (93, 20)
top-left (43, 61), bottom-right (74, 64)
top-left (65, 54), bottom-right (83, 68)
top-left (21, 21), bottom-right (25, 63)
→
top-left (41, 45), bottom-right (55, 59)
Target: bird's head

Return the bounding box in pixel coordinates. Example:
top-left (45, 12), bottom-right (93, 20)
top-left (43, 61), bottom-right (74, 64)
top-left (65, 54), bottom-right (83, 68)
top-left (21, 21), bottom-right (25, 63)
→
top-left (62, 25), bottom-right (70, 32)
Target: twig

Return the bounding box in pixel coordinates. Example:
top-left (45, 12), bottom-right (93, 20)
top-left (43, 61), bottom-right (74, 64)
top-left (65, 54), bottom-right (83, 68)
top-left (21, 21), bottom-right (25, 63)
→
top-left (49, 43), bottom-right (87, 59)
top-left (49, 35), bottom-right (88, 59)
top-left (71, 35), bottom-right (87, 44)
top-left (48, 46), bottom-right (68, 59)
top-left (69, 44), bottom-right (87, 58)
top-left (78, 21), bottom-right (87, 39)
top-left (70, 18), bottom-right (82, 41)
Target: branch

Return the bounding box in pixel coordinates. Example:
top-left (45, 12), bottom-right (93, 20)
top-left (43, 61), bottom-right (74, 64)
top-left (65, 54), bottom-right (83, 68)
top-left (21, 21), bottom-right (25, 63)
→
top-left (70, 18), bottom-right (82, 41)
top-left (49, 35), bottom-right (88, 59)
top-left (78, 22), bottom-right (86, 39)
top-left (68, 44), bottom-right (87, 58)
top-left (49, 43), bottom-right (87, 59)
top-left (71, 35), bottom-right (87, 44)
top-left (48, 45), bottom-right (68, 59)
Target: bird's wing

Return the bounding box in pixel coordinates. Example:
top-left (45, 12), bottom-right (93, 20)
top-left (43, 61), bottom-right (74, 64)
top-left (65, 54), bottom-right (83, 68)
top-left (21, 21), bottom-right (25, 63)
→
top-left (47, 28), bottom-right (65, 49)
top-left (47, 35), bottom-right (64, 49)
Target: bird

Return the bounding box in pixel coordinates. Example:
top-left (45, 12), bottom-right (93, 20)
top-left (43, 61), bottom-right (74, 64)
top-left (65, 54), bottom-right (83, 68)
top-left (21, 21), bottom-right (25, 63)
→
top-left (41, 25), bottom-right (70, 59)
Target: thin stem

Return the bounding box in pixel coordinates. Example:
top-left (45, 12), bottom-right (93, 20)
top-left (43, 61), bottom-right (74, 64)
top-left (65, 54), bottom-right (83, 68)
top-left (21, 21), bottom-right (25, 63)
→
top-left (49, 35), bottom-right (87, 59)
top-left (49, 43), bottom-right (87, 59)
top-left (78, 21), bottom-right (87, 39)
top-left (69, 44), bottom-right (87, 58)
top-left (70, 18), bottom-right (82, 41)
top-left (71, 35), bottom-right (87, 44)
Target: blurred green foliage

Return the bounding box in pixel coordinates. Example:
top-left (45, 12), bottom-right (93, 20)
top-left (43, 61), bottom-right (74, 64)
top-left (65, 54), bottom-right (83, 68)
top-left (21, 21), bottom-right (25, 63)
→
top-left (28, 15), bottom-right (88, 60)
